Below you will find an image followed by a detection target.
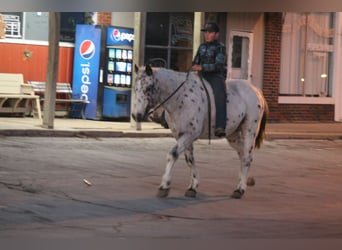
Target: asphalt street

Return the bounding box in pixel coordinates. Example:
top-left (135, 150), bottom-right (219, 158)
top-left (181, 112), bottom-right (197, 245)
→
top-left (1, 137), bottom-right (342, 239)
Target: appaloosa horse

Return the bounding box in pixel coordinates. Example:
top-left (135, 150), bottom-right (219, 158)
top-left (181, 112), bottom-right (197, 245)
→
top-left (132, 64), bottom-right (268, 199)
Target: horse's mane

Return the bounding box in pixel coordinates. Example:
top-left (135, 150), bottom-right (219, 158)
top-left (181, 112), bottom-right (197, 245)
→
top-left (152, 68), bottom-right (194, 87)
top-left (154, 67), bottom-right (189, 76)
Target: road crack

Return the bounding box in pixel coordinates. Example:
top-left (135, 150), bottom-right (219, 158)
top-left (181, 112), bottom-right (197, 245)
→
top-left (0, 180), bottom-right (40, 194)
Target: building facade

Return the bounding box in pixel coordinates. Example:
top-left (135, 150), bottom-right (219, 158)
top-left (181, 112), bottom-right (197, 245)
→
top-left (264, 13), bottom-right (336, 122)
top-left (267, 12), bottom-right (339, 122)
top-left (1, 12), bottom-right (341, 122)
top-left (134, 12), bottom-right (342, 123)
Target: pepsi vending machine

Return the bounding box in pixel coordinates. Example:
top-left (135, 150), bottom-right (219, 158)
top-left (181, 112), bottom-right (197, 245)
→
top-left (71, 24), bottom-right (133, 120)
top-left (102, 26), bottom-right (134, 119)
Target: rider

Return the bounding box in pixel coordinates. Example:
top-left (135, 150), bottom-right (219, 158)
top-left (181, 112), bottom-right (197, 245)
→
top-left (192, 22), bottom-right (227, 137)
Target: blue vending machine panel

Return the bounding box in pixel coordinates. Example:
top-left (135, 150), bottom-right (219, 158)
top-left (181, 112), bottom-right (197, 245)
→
top-left (71, 24), bottom-right (102, 119)
top-left (102, 86), bottom-right (131, 118)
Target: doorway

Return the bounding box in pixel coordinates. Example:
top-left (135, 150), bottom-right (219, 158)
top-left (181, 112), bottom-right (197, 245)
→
top-left (227, 31), bottom-right (253, 82)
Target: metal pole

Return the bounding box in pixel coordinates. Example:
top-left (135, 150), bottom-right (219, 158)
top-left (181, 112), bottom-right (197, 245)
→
top-left (302, 13), bottom-right (308, 96)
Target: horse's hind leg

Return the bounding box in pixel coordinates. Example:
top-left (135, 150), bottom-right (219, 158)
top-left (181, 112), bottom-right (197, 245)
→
top-left (228, 125), bottom-right (256, 199)
top-left (184, 144), bottom-right (199, 197)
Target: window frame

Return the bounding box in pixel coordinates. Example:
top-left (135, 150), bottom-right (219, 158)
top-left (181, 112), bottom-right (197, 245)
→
top-left (279, 12), bottom-right (336, 105)
top-left (144, 12), bottom-right (194, 71)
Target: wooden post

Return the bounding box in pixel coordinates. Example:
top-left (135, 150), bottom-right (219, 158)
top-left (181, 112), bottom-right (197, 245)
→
top-left (42, 12), bottom-right (60, 129)
top-left (130, 12), bottom-right (146, 130)
top-left (0, 14), bottom-right (5, 39)
top-left (193, 12), bottom-right (204, 57)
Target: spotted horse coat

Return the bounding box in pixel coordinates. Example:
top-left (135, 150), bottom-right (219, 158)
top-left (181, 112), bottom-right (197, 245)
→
top-left (132, 64), bottom-right (268, 199)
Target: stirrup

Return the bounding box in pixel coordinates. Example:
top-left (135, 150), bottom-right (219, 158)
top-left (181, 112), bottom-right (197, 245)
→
top-left (215, 128), bottom-right (226, 137)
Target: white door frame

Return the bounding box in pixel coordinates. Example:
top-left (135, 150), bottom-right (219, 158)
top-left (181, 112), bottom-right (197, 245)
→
top-left (227, 30), bottom-right (253, 82)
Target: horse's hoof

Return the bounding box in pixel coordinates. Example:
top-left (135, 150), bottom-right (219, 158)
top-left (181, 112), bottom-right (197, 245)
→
top-left (184, 188), bottom-right (197, 198)
top-left (247, 177), bottom-right (255, 186)
top-left (157, 188), bottom-right (170, 198)
top-left (231, 189), bottom-right (245, 199)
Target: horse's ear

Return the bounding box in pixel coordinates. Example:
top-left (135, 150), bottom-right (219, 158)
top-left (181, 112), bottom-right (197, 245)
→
top-left (145, 64), bottom-right (153, 76)
top-left (134, 64), bottom-right (139, 73)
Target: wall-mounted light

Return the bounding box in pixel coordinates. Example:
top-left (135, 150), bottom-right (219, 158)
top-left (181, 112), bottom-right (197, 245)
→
top-left (320, 73), bottom-right (328, 97)
top-left (23, 49), bottom-right (33, 60)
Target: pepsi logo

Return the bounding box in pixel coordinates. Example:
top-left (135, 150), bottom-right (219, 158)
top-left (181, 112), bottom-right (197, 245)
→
top-left (79, 40), bottom-right (96, 60)
top-left (112, 29), bottom-right (121, 41)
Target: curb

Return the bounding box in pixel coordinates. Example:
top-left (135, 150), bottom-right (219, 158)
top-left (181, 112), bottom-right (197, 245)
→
top-left (265, 134), bottom-right (342, 140)
top-left (0, 129), bottom-right (173, 138)
top-left (0, 129), bottom-right (341, 140)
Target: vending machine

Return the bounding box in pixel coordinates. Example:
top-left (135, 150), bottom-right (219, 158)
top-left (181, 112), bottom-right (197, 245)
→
top-left (71, 24), bottom-right (134, 120)
top-left (102, 26), bottom-right (133, 119)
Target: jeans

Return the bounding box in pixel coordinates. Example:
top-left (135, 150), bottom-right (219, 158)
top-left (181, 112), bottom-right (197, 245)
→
top-left (203, 73), bottom-right (227, 129)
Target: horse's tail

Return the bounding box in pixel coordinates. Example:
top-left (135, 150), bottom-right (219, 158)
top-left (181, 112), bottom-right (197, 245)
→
top-left (255, 98), bottom-right (269, 149)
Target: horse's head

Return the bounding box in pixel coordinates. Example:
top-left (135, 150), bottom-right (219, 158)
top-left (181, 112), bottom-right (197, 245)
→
top-left (132, 64), bottom-right (156, 122)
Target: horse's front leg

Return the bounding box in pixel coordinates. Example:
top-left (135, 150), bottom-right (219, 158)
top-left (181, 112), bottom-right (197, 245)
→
top-left (157, 134), bottom-right (194, 198)
top-left (157, 145), bottom-right (179, 198)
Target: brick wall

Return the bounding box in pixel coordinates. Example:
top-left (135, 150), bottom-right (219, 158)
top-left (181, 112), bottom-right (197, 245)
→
top-left (97, 12), bottom-right (112, 25)
top-left (263, 13), bottom-right (334, 122)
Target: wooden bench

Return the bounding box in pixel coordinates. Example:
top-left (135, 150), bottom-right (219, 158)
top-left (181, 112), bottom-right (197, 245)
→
top-left (0, 73), bottom-right (42, 119)
top-left (28, 81), bottom-right (89, 119)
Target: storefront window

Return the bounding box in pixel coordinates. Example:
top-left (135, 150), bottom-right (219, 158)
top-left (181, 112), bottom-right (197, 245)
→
top-left (280, 13), bottom-right (335, 97)
top-left (60, 12), bottom-right (93, 42)
top-left (145, 12), bottom-right (194, 72)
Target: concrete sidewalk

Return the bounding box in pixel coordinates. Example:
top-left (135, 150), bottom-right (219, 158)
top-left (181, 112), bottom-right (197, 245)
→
top-left (0, 117), bottom-right (342, 139)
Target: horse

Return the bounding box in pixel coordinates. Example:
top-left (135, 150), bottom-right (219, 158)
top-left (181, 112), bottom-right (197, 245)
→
top-left (132, 64), bottom-right (268, 199)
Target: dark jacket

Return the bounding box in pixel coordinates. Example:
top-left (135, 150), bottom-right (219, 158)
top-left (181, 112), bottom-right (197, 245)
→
top-left (192, 40), bottom-right (226, 77)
